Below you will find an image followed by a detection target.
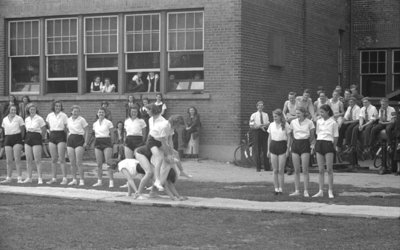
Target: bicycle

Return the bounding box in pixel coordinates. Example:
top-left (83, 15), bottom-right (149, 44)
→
top-left (233, 131), bottom-right (255, 167)
top-left (373, 144), bottom-right (393, 170)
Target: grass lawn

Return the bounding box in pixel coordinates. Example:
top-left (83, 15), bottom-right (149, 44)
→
top-left (0, 194), bottom-right (399, 250)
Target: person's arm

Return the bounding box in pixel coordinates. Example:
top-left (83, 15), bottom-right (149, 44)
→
top-left (121, 168), bottom-right (138, 196)
top-left (147, 76), bottom-right (151, 92)
top-left (286, 124), bottom-right (291, 157)
top-left (282, 101), bottom-right (288, 118)
top-left (20, 125), bottom-right (26, 140)
top-left (160, 104), bottom-right (166, 116)
top-left (267, 132), bottom-right (271, 158)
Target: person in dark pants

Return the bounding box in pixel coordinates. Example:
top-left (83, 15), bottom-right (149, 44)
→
top-left (249, 101), bottom-right (270, 172)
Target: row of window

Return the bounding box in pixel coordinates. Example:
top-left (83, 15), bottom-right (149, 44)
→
top-left (8, 11), bottom-right (204, 94)
top-left (360, 50), bottom-right (400, 97)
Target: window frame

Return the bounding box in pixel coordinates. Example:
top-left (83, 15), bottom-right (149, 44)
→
top-left (45, 17), bottom-right (78, 56)
top-left (124, 13), bottom-right (161, 73)
top-left (359, 50), bottom-right (387, 75)
top-left (84, 15), bottom-right (119, 55)
top-left (8, 19), bottom-right (41, 95)
top-left (392, 50), bottom-right (400, 91)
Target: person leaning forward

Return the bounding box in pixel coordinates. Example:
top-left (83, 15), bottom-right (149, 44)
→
top-left (249, 101), bottom-right (270, 171)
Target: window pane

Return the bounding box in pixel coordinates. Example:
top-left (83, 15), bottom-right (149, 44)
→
top-left (394, 75), bottom-right (400, 91)
top-left (10, 57), bottom-right (40, 93)
top-left (87, 70), bottom-right (118, 93)
top-left (187, 13), bottom-right (194, 29)
top-left (62, 41), bottom-right (70, 54)
top-left (110, 17), bottom-right (117, 30)
top-left (102, 17), bottom-right (109, 31)
top-left (17, 40), bottom-right (23, 55)
top-left (186, 32), bottom-right (194, 50)
top-left (47, 21), bottom-right (54, 38)
top-left (378, 51), bottom-right (386, 62)
top-left (195, 12), bottom-right (203, 28)
top-left (48, 56), bottom-right (78, 78)
top-left (126, 34), bottom-right (133, 52)
top-left (94, 18), bottom-right (101, 32)
top-left (169, 52), bottom-right (203, 68)
top-left (25, 39), bottom-right (32, 55)
top-left (134, 34), bottom-right (142, 51)
top-left (24, 22), bottom-right (31, 37)
top-left (151, 33), bottom-right (159, 51)
top-left (86, 18), bottom-right (92, 33)
top-left (86, 36), bottom-right (92, 53)
top-left (194, 31), bottom-right (203, 49)
top-left (143, 15), bottom-right (150, 31)
top-left (378, 63), bottom-right (385, 73)
top-left (32, 21), bottom-right (39, 37)
top-left (10, 40), bottom-right (17, 55)
top-left (394, 51), bottom-right (400, 61)
top-left (169, 32), bottom-right (176, 50)
top-left (370, 63), bottom-right (377, 73)
top-left (135, 16), bottom-right (142, 31)
top-left (361, 51), bottom-right (369, 62)
top-left (102, 36), bottom-right (109, 52)
top-left (87, 54), bottom-right (118, 68)
top-left (70, 41), bottom-right (77, 54)
top-left (94, 36), bottom-right (101, 53)
top-left (10, 22), bottom-right (16, 39)
top-left (361, 75), bottom-right (386, 97)
top-left (126, 53), bottom-right (160, 69)
top-left (54, 41), bottom-right (61, 54)
top-left (17, 22), bottom-right (24, 38)
top-left (54, 20), bottom-right (61, 36)
top-left (394, 63), bottom-right (400, 73)
top-left (361, 63), bottom-right (369, 74)
top-left (62, 19), bottom-right (70, 36)
top-left (110, 35), bottom-right (117, 52)
top-left (177, 13), bottom-right (185, 29)
top-left (152, 15), bottom-right (159, 30)
top-left (177, 32), bottom-right (185, 50)
top-left (143, 33), bottom-right (151, 51)
top-left (47, 80), bottom-right (77, 93)
top-left (167, 71), bottom-right (204, 92)
top-left (169, 14), bottom-right (176, 29)
top-left (370, 51), bottom-right (377, 62)
top-left (126, 16), bottom-right (133, 31)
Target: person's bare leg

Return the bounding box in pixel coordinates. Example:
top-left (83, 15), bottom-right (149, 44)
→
top-left (93, 148), bottom-right (104, 186)
top-left (58, 142), bottom-right (67, 179)
top-left (32, 145), bottom-right (43, 183)
top-left (14, 144), bottom-right (23, 181)
top-left (290, 153), bottom-right (301, 195)
top-left (301, 153), bottom-right (310, 197)
top-left (278, 154), bottom-right (286, 192)
top-left (135, 152), bottom-right (154, 194)
top-left (48, 142), bottom-right (58, 181)
top-left (313, 153), bottom-right (325, 197)
top-left (75, 147), bottom-right (85, 185)
top-left (326, 152), bottom-right (334, 198)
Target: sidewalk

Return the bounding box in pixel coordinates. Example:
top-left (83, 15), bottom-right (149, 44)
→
top-left (0, 159), bottom-right (399, 219)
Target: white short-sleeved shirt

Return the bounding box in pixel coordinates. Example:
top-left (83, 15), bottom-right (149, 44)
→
top-left (290, 118), bottom-right (315, 140)
top-left (316, 117), bottom-right (339, 142)
top-left (149, 115), bottom-right (166, 131)
top-left (25, 114), bottom-right (46, 133)
top-left (359, 105), bottom-right (378, 122)
top-left (267, 122), bottom-right (290, 141)
top-left (378, 106), bottom-right (396, 122)
top-left (118, 158), bottom-right (144, 177)
top-left (249, 111), bottom-right (269, 127)
top-left (67, 116), bottom-right (88, 135)
top-left (2, 115), bottom-right (24, 135)
top-left (124, 118), bottom-right (147, 136)
top-left (46, 112), bottom-right (68, 131)
top-left (93, 119), bottom-right (113, 138)
top-left (149, 119), bottom-right (173, 139)
top-left (344, 105), bottom-right (361, 121)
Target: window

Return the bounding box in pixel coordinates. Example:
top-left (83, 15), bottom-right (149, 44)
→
top-left (46, 18), bottom-right (78, 93)
top-left (360, 50), bottom-right (386, 97)
top-left (8, 20), bottom-right (40, 94)
top-left (85, 16), bottom-right (118, 93)
top-left (167, 12), bottom-right (204, 92)
top-left (393, 50), bottom-right (400, 91)
top-left (125, 14), bottom-right (160, 92)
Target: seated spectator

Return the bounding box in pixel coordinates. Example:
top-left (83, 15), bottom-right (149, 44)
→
top-left (147, 72), bottom-right (160, 92)
top-left (296, 89), bottom-right (315, 120)
top-left (342, 88), bottom-right (352, 111)
top-left (329, 90), bottom-right (344, 127)
top-left (334, 85), bottom-right (344, 102)
top-left (102, 78), bottom-right (116, 93)
top-left (314, 91), bottom-right (330, 122)
top-left (112, 121), bottom-right (125, 161)
top-left (131, 72), bottom-right (147, 92)
top-left (18, 95), bottom-right (31, 120)
top-left (350, 84), bottom-right (363, 106)
top-left (90, 76), bottom-right (103, 93)
top-left (282, 92), bottom-right (297, 124)
top-left (183, 107), bottom-right (201, 158)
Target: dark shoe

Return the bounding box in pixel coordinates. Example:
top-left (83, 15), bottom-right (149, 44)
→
top-left (65, 158), bottom-right (70, 163)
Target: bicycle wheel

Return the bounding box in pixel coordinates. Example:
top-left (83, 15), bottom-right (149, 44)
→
top-left (233, 144), bottom-right (254, 167)
top-left (373, 148), bottom-right (392, 169)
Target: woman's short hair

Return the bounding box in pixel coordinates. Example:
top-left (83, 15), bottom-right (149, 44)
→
top-left (21, 95), bottom-right (31, 103)
top-left (27, 103), bottom-right (39, 114)
top-left (187, 106), bottom-right (198, 116)
top-left (320, 104), bottom-right (334, 117)
top-left (156, 93), bottom-right (163, 100)
top-left (51, 100), bottom-right (64, 112)
top-left (145, 103), bottom-right (161, 115)
top-left (128, 106), bottom-right (140, 118)
top-left (8, 104), bottom-right (17, 113)
top-left (70, 105), bottom-right (81, 112)
top-left (296, 106), bottom-right (307, 116)
top-left (272, 109), bottom-right (286, 129)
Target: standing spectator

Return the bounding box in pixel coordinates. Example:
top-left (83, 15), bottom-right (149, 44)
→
top-left (282, 92), bottom-right (297, 124)
top-left (125, 95), bottom-right (140, 118)
top-left (3, 95), bottom-right (19, 118)
top-left (249, 101), bottom-right (270, 172)
top-left (267, 109), bottom-right (290, 194)
top-left (92, 107), bottom-right (115, 188)
top-left (124, 107), bottom-right (146, 159)
top-left (296, 89), bottom-right (315, 120)
top-left (350, 84), bottom-right (364, 106)
top-left (342, 89), bottom-right (352, 111)
top-left (100, 101), bottom-right (112, 121)
top-left (112, 121), bottom-right (125, 160)
top-left (18, 95), bottom-right (31, 120)
top-left (0, 105), bottom-right (25, 184)
top-left (140, 98), bottom-right (150, 138)
top-left (66, 105), bottom-right (89, 186)
top-left (289, 107), bottom-right (315, 197)
top-left (90, 76), bottom-right (103, 93)
top-left (329, 90), bottom-right (345, 128)
top-left (183, 106), bottom-right (201, 158)
top-left (147, 72), bottom-right (160, 92)
top-left (22, 104), bottom-right (47, 184)
top-left (131, 72), bottom-right (146, 92)
top-left (45, 101), bottom-right (68, 185)
top-left (313, 104), bottom-right (338, 199)
top-left (101, 77), bottom-right (116, 93)
top-left (154, 93), bottom-right (167, 117)
top-left (314, 91), bottom-right (330, 122)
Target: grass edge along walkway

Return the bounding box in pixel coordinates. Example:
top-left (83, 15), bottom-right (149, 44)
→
top-left (0, 185), bottom-right (399, 220)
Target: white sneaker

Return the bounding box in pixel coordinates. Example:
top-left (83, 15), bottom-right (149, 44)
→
top-left (0, 178), bottom-right (12, 184)
top-left (109, 180), bottom-right (114, 188)
top-left (289, 191), bottom-right (300, 196)
top-left (46, 178), bottom-right (57, 184)
top-left (17, 177), bottom-right (23, 184)
top-left (92, 180), bottom-right (102, 187)
top-left (79, 180), bottom-right (85, 186)
top-left (312, 190), bottom-right (324, 198)
top-left (60, 178), bottom-right (68, 185)
top-left (328, 190), bottom-right (334, 199)
top-left (38, 178), bottom-right (43, 185)
top-left (68, 179), bottom-right (77, 186)
top-left (153, 180), bottom-right (164, 191)
top-left (22, 178), bottom-right (32, 183)
top-left (120, 183), bottom-right (128, 188)
top-left (304, 191), bottom-right (310, 198)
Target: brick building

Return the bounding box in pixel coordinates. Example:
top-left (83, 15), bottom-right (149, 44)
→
top-left (0, 0), bottom-right (398, 161)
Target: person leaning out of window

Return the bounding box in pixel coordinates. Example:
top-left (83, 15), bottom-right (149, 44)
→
top-left (101, 78), bottom-right (116, 93)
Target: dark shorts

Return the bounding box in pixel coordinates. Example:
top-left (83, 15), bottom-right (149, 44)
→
top-left (146, 136), bottom-right (162, 149)
top-left (67, 134), bottom-right (84, 149)
top-left (136, 164), bottom-right (145, 175)
top-left (49, 130), bottom-right (67, 144)
top-left (315, 140), bottom-right (335, 155)
top-left (135, 145), bottom-right (152, 161)
top-left (270, 140), bottom-right (287, 155)
top-left (4, 133), bottom-right (23, 147)
top-left (94, 137), bottom-right (112, 151)
top-left (167, 168), bottom-right (177, 183)
top-left (291, 139), bottom-right (311, 155)
top-left (125, 136), bottom-right (144, 152)
top-left (25, 132), bottom-right (42, 147)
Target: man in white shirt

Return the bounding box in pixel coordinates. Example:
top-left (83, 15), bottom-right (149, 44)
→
top-left (249, 101), bottom-right (270, 172)
top-left (338, 97), bottom-right (360, 149)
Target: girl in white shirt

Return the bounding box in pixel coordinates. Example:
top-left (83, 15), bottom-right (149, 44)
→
top-left (66, 105), bottom-right (89, 186)
top-left (124, 106), bottom-right (147, 159)
top-left (23, 104), bottom-right (47, 184)
top-left (92, 107), bottom-right (115, 188)
top-left (45, 101), bottom-right (68, 185)
top-left (155, 93), bottom-right (167, 117)
top-left (101, 78), bottom-right (116, 93)
top-left (313, 104), bottom-right (339, 199)
top-left (289, 107), bottom-right (315, 197)
top-left (1, 105), bottom-right (25, 184)
top-left (267, 109), bottom-right (291, 195)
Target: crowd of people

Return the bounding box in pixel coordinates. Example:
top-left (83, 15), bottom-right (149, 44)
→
top-left (250, 84), bottom-right (400, 198)
top-left (0, 94), bottom-right (201, 200)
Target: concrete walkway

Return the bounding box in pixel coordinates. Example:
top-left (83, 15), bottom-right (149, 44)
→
top-left (0, 159), bottom-right (399, 219)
